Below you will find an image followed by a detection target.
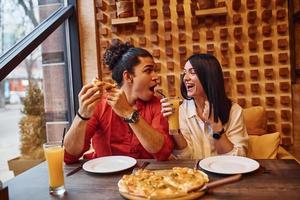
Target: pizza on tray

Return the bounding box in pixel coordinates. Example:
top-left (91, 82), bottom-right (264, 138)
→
top-left (118, 167), bottom-right (209, 200)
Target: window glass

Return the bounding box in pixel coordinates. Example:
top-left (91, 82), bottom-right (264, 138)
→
top-left (0, 10), bottom-right (70, 182)
top-left (0, 0), bottom-right (63, 56)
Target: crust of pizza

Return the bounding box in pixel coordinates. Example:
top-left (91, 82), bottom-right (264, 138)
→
top-left (119, 191), bottom-right (205, 200)
top-left (118, 167), bottom-right (209, 200)
top-left (92, 77), bottom-right (116, 91)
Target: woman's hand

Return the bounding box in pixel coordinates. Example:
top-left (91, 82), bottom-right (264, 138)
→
top-left (202, 100), bottom-right (223, 131)
top-left (160, 98), bottom-right (174, 117)
top-left (202, 100), bottom-right (210, 123)
top-left (106, 88), bottom-right (133, 118)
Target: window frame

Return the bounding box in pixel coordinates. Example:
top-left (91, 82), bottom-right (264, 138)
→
top-left (0, 1), bottom-right (82, 120)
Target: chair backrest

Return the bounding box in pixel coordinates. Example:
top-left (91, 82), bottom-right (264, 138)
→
top-left (247, 132), bottom-right (280, 159)
top-left (243, 106), bottom-right (267, 135)
top-left (243, 106), bottom-right (281, 159)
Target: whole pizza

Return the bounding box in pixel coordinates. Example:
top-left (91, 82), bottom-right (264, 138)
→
top-left (118, 167), bottom-right (209, 200)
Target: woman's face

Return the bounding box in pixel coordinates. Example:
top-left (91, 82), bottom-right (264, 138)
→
top-left (183, 61), bottom-right (206, 99)
top-left (131, 57), bottom-right (158, 101)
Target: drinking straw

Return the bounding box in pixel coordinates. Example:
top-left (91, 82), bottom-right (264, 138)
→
top-left (61, 127), bottom-right (66, 147)
top-left (156, 90), bottom-right (166, 98)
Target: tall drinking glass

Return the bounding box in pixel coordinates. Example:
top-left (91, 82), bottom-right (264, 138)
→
top-left (167, 97), bottom-right (181, 135)
top-left (43, 142), bottom-right (65, 196)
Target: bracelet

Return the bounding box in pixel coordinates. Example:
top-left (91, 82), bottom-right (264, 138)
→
top-left (77, 111), bottom-right (91, 121)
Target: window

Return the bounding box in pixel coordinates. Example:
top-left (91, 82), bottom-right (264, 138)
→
top-left (0, 0), bottom-right (81, 181)
top-left (0, 0), bottom-right (64, 56)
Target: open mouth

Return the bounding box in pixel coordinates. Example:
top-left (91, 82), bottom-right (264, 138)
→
top-left (185, 83), bottom-right (194, 91)
top-left (149, 84), bottom-right (157, 92)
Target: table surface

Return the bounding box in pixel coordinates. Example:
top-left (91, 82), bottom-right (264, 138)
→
top-left (4, 159), bottom-right (300, 200)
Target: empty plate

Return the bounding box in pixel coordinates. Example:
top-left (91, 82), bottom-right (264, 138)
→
top-left (199, 155), bottom-right (259, 174)
top-left (83, 156), bottom-right (137, 173)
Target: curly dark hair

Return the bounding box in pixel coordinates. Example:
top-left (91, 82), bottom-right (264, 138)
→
top-left (180, 54), bottom-right (232, 125)
top-left (103, 39), bottom-right (153, 86)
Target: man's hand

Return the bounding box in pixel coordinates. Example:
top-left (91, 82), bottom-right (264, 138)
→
top-left (106, 89), bottom-right (133, 118)
top-left (78, 78), bottom-right (116, 119)
top-left (77, 83), bottom-right (102, 119)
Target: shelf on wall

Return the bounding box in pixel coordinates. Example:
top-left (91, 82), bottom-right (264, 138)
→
top-left (111, 16), bottom-right (139, 25)
top-left (195, 6), bottom-right (227, 17)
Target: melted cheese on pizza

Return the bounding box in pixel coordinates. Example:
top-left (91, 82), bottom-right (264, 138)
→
top-left (118, 167), bottom-right (209, 199)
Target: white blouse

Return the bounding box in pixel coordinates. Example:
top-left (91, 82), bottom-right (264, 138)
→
top-left (173, 100), bottom-right (248, 159)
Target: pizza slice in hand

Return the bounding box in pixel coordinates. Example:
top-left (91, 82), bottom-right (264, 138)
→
top-left (92, 77), bottom-right (116, 92)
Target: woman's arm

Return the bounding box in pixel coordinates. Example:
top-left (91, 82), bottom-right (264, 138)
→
top-left (221, 104), bottom-right (248, 156)
top-left (202, 100), bottom-right (235, 154)
top-left (210, 103), bottom-right (248, 156)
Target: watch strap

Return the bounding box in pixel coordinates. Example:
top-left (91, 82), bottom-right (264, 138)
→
top-left (124, 110), bottom-right (139, 123)
top-left (212, 128), bottom-right (225, 140)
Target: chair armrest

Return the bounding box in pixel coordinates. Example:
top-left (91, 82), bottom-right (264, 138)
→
top-left (277, 146), bottom-right (300, 163)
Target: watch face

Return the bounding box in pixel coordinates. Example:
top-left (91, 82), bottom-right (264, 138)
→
top-left (213, 133), bottom-right (221, 140)
top-left (124, 110), bottom-right (139, 123)
top-left (130, 110), bottom-right (139, 123)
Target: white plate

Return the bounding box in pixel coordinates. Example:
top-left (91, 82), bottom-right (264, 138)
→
top-left (82, 156), bottom-right (137, 173)
top-left (199, 155), bottom-right (259, 174)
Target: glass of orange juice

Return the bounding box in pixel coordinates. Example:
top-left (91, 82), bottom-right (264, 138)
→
top-left (167, 97), bottom-right (181, 135)
top-left (43, 142), bottom-right (65, 196)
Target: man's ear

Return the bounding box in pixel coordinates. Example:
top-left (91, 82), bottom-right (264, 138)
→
top-left (123, 70), bottom-right (133, 83)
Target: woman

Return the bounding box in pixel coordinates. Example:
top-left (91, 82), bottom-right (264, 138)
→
top-left (161, 54), bottom-right (248, 159)
top-left (64, 39), bottom-right (173, 164)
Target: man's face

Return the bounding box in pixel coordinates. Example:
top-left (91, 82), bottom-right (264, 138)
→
top-left (131, 57), bottom-right (158, 101)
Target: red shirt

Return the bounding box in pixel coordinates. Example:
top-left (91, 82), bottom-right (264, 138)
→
top-left (65, 97), bottom-right (173, 164)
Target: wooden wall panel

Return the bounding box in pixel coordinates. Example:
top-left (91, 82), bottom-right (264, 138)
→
top-left (92, 0), bottom-right (293, 145)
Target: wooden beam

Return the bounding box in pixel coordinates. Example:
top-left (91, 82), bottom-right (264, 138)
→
top-left (77, 0), bottom-right (101, 83)
top-left (195, 6), bottom-right (227, 17)
top-left (288, 0), bottom-right (296, 83)
top-left (296, 69), bottom-right (300, 77)
top-left (111, 16), bottom-right (139, 25)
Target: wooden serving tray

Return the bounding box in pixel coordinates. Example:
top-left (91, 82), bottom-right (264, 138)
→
top-left (119, 191), bottom-right (205, 200)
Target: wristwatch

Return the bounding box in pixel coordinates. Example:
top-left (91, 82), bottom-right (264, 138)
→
top-left (124, 110), bottom-right (139, 123)
top-left (212, 128), bottom-right (225, 140)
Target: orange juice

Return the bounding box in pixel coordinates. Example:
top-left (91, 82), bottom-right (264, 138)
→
top-left (168, 97), bottom-right (180, 133)
top-left (43, 142), bottom-right (65, 195)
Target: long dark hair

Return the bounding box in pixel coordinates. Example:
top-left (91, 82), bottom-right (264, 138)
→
top-left (180, 54), bottom-right (232, 124)
top-left (103, 39), bottom-right (153, 86)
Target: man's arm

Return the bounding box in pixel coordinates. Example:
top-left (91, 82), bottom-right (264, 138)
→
top-left (128, 117), bottom-right (165, 153)
top-left (64, 116), bottom-right (89, 157)
top-left (107, 90), bottom-right (173, 159)
top-left (128, 107), bottom-right (173, 160)
top-left (64, 83), bottom-right (102, 159)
